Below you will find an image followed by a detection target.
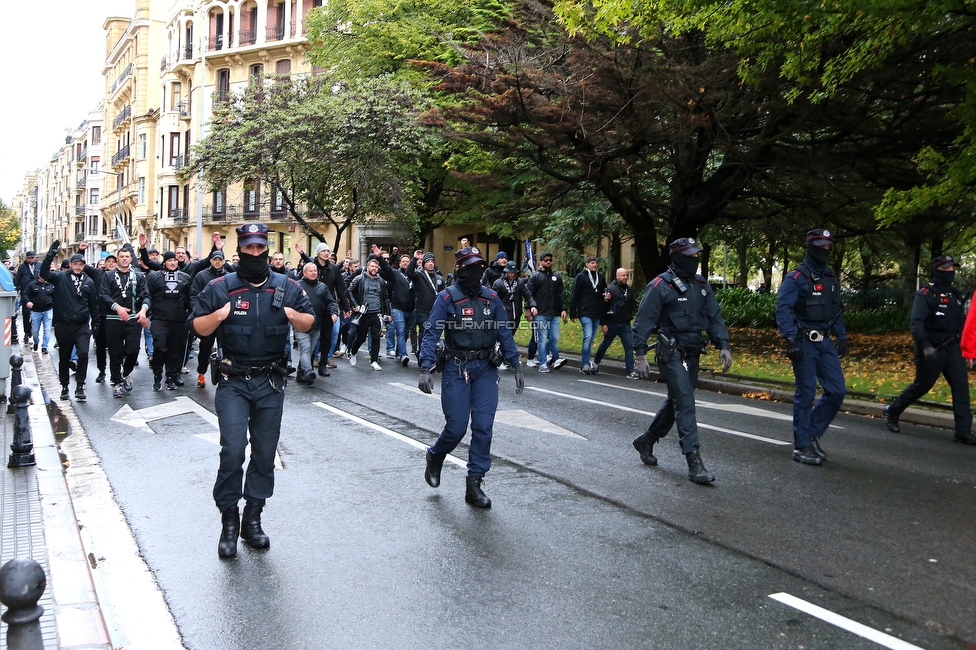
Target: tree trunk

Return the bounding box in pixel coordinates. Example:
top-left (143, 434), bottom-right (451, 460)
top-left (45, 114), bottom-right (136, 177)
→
top-left (700, 243), bottom-right (711, 281)
top-left (736, 238), bottom-right (748, 288)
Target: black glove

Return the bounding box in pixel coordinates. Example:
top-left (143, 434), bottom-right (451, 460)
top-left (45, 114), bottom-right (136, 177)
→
top-left (719, 349), bottom-right (733, 372)
top-left (48, 240), bottom-right (61, 256)
top-left (785, 338), bottom-right (803, 362)
top-left (835, 338), bottom-right (848, 358)
top-left (922, 345), bottom-right (938, 363)
top-left (514, 365), bottom-right (525, 394)
top-left (418, 368), bottom-right (434, 394)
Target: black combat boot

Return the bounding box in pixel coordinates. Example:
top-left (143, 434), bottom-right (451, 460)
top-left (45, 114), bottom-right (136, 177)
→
top-left (632, 435), bottom-right (658, 466)
top-left (240, 500), bottom-right (270, 549)
top-left (465, 476), bottom-right (492, 508)
top-left (685, 450), bottom-right (716, 484)
top-left (318, 362), bottom-right (330, 377)
top-left (425, 449), bottom-right (445, 488)
top-left (809, 436), bottom-right (827, 461)
top-left (882, 405), bottom-right (900, 433)
top-left (953, 431), bottom-right (976, 445)
top-left (218, 506), bottom-right (240, 559)
top-left (792, 446), bottom-right (823, 465)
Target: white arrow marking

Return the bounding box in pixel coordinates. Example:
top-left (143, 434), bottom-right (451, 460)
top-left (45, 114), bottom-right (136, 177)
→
top-left (388, 383), bottom-right (584, 439)
top-left (528, 386), bottom-right (791, 446)
top-left (111, 397), bottom-right (281, 468)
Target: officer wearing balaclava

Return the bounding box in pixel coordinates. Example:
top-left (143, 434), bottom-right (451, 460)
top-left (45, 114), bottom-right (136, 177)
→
top-left (884, 255), bottom-right (976, 444)
top-left (776, 228), bottom-right (848, 466)
top-left (631, 237), bottom-right (732, 485)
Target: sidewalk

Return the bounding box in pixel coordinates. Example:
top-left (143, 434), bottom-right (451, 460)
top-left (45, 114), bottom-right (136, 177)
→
top-left (0, 344), bottom-right (111, 649)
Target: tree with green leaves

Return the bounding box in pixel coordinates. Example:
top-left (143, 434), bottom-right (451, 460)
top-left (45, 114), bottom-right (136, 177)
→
top-left (0, 199), bottom-right (21, 257)
top-left (187, 76), bottom-right (432, 250)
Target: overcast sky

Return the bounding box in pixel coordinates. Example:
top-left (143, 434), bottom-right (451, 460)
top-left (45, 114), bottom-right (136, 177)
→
top-left (0, 0), bottom-right (135, 205)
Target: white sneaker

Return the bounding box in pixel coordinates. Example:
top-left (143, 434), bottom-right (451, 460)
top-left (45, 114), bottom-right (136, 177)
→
top-left (626, 371), bottom-right (640, 380)
top-left (371, 361), bottom-right (382, 371)
top-left (538, 364), bottom-right (550, 373)
top-left (335, 344), bottom-right (347, 357)
top-left (590, 362), bottom-right (599, 374)
top-left (498, 362), bottom-right (508, 371)
top-left (386, 350), bottom-right (396, 359)
top-left (552, 358), bottom-right (568, 370)
top-left (349, 353), bottom-right (357, 367)
top-left (526, 359), bottom-right (539, 367)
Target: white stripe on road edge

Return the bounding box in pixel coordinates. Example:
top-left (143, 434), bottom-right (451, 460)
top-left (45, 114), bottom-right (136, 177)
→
top-left (527, 386), bottom-right (791, 446)
top-left (768, 593), bottom-right (925, 650)
top-left (388, 383), bottom-right (586, 439)
top-left (578, 379), bottom-right (843, 429)
top-left (314, 402), bottom-right (466, 467)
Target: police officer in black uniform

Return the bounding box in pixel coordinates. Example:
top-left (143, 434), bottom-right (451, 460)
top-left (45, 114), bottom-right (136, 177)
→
top-left (189, 223), bottom-right (314, 559)
top-left (776, 229), bottom-right (848, 465)
top-left (631, 238), bottom-right (732, 484)
top-left (419, 246), bottom-right (525, 507)
top-left (883, 255), bottom-right (976, 444)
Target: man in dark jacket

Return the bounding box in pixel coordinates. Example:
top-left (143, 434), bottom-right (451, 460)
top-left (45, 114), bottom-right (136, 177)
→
top-left (295, 262), bottom-right (339, 384)
top-left (191, 251), bottom-right (228, 388)
top-left (24, 274), bottom-right (55, 353)
top-left (481, 251), bottom-right (508, 287)
top-left (525, 251), bottom-right (568, 372)
top-left (593, 267), bottom-right (637, 378)
top-left (100, 247), bottom-right (150, 398)
top-left (146, 251), bottom-right (192, 390)
top-left (41, 243), bottom-right (99, 401)
top-left (15, 251), bottom-right (42, 346)
top-left (297, 241), bottom-right (352, 366)
top-left (569, 255), bottom-right (608, 374)
top-left (408, 250), bottom-right (445, 364)
top-left (492, 261), bottom-right (534, 325)
top-left (376, 246), bottom-right (415, 366)
top-left (346, 257), bottom-right (391, 369)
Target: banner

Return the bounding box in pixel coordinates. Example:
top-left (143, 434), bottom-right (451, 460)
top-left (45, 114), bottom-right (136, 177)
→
top-left (523, 238), bottom-right (535, 274)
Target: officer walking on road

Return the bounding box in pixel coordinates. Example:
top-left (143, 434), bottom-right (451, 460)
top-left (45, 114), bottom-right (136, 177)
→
top-left (631, 238), bottom-right (732, 484)
top-left (419, 246), bottom-right (525, 508)
top-left (885, 256), bottom-right (976, 444)
top-left (189, 223), bottom-right (314, 559)
top-left (776, 228), bottom-right (848, 466)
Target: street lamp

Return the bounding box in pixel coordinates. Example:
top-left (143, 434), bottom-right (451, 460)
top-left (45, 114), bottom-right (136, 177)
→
top-left (89, 167), bottom-right (127, 261)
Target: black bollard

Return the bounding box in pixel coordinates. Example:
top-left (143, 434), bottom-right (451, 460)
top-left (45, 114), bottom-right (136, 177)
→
top-left (7, 385), bottom-right (34, 469)
top-left (0, 558), bottom-right (45, 650)
top-left (6, 355), bottom-right (23, 415)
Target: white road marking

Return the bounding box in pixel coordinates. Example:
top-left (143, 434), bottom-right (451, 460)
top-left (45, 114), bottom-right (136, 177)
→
top-left (112, 397), bottom-right (281, 469)
top-left (578, 379), bottom-right (844, 429)
top-left (768, 593), bottom-right (925, 650)
top-left (314, 402), bottom-right (466, 468)
top-left (527, 386), bottom-right (791, 446)
top-left (388, 383), bottom-right (585, 439)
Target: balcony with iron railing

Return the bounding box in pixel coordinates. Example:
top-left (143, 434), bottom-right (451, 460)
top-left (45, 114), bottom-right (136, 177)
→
top-left (266, 24), bottom-right (286, 42)
top-left (239, 29), bottom-right (256, 46)
top-left (75, 174), bottom-right (87, 190)
top-left (111, 145), bottom-right (130, 167)
top-left (110, 63), bottom-right (132, 95)
top-left (170, 208), bottom-right (189, 224)
top-left (208, 34), bottom-right (223, 51)
top-left (176, 100), bottom-right (190, 118)
top-left (113, 104), bottom-right (131, 131)
top-left (77, 147), bottom-right (88, 165)
top-left (183, 44), bottom-right (193, 59)
top-left (171, 155), bottom-right (187, 171)
top-left (160, 55), bottom-right (169, 73)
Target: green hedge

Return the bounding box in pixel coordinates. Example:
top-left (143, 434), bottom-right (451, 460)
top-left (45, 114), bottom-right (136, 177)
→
top-left (714, 287), bottom-right (910, 334)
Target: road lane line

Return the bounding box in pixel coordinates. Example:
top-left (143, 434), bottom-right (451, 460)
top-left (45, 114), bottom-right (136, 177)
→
top-left (527, 386), bottom-right (791, 446)
top-left (577, 379), bottom-right (844, 429)
top-left (768, 593), bottom-right (925, 650)
top-left (314, 402), bottom-right (466, 467)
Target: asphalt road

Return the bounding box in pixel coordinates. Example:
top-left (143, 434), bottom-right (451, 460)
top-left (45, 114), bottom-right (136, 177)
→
top-left (49, 345), bottom-right (976, 650)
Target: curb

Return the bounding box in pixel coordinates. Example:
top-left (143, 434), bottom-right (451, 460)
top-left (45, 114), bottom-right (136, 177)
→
top-left (19, 351), bottom-right (113, 649)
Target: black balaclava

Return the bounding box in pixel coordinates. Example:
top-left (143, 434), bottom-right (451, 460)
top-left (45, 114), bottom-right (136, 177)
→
top-left (670, 253), bottom-right (699, 280)
top-left (456, 263), bottom-right (484, 295)
top-left (932, 265), bottom-right (955, 287)
top-left (805, 244), bottom-right (831, 272)
top-left (236, 249), bottom-right (270, 284)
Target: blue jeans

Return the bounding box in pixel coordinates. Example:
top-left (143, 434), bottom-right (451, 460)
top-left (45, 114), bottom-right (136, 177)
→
top-left (791, 337), bottom-right (846, 449)
top-left (579, 316), bottom-right (600, 367)
top-left (593, 322), bottom-right (634, 371)
top-left (144, 325), bottom-right (154, 357)
top-left (31, 309), bottom-right (52, 349)
top-left (535, 315), bottom-right (561, 366)
top-left (386, 308), bottom-right (413, 358)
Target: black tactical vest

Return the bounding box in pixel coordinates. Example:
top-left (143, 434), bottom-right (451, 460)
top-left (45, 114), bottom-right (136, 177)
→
top-left (443, 285), bottom-right (499, 351)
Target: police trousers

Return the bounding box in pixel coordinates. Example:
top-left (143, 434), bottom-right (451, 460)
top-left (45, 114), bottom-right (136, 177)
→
top-left (791, 337), bottom-right (846, 449)
top-left (889, 342), bottom-right (971, 435)
top-left (641, 352), bottom-right (701, 454)
top-left (213, 373), bottom-right (285, 511)
top-left (429, 359), bottom-right (499, 477)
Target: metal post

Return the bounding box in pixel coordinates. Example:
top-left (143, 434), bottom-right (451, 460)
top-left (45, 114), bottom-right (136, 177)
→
top-left (6, 354), bottom-right (22, 415)
top-left (7, 384), bottom-right (34, 469)
top-left (0, 558), bottom-right (46, 650)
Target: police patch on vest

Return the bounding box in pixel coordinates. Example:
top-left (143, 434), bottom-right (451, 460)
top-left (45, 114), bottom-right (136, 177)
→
top-left (236, 297), bottom-right (249, 310)
top-left (462, 307), bottom-right (474, 316)
top-left (814, 284), bottom-right (823, 291)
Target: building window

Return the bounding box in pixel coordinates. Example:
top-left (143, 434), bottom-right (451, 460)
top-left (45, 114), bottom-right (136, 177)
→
top-left (213, 188), bottom-right (225, 213)
top-left (89, 188), bottom-right (99, 205)
top-left (91, 126), bottom-right (101, 146)
top-left (244, 179), bottom-right (259, 214)
top-left (138, 177), bottom-right (146, 204)
top-left (170, 133), bottom-right (181, 167)
top-left (90, 157), bottom-right (100, 174)
top-left (249, 64), bottom-right (264, 86)
top-left (170, 82), bottom-right (181, 112)
top-left (275, 59), bottom-right (291, 78)
top-left (139, 133), bottom-right (147, 159)
top-left (217, 68), bottom-right (231, 101)
top-left (168, 186), bottom-right (180, 218)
